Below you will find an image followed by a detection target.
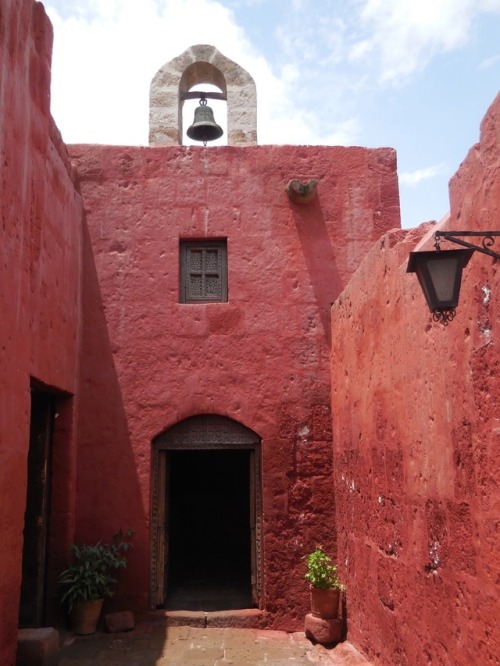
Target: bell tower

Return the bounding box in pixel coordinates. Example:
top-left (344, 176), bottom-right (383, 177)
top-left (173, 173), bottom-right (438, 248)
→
top-left (149, 44), bottom-right (257, 146)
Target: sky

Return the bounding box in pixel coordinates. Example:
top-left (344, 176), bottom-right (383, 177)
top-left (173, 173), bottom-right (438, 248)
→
top-left (44, 0), bottom-right (500, 229)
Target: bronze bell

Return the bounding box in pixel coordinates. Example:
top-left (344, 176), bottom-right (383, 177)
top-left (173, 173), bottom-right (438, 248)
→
top-left (186, 96), bottom-right (223, 144)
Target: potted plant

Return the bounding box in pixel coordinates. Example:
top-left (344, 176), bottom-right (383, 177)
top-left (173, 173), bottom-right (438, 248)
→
top-left (59, 529), bottom-right (134, 635)
top-left (304, 546), bottom-right (344, 619)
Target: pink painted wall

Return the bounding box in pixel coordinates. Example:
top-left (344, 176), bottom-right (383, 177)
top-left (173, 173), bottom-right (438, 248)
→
top-left (331, 94), bottom-right (500, 664)
top-left (0, 0), bottom-right (83, 661)
top-left (69, 143), bottom-right (400, 628)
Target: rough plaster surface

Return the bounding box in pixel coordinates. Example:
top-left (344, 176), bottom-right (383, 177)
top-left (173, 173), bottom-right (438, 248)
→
top-left (330, 94), bottom-right (500, 665)
top-left (149, 44), bottom-right (257, 146)
top-left (68, 142), bottom-right (400, 630)
top-left (0, 0), bottom-right (83, 662)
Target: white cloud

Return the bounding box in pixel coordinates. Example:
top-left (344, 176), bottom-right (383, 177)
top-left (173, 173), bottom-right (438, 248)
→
top-left (351, 0), bottom-right (500, 84)
top-left (43, 0), bottom-right (500, 155)
top-left (399, 163), bottom-right (448, 187)
top-left (46, 0), bottom-right (283, 145)
top-left (46, 0), bottom-right (345, 147)
top-left (479, 53), bottom-right (500, 69)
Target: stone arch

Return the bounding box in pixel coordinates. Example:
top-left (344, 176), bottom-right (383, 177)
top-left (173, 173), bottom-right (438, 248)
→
top-left (149, 44), bottom-right (257, 146)
top-left (154, 413), bottom-right (260, 448)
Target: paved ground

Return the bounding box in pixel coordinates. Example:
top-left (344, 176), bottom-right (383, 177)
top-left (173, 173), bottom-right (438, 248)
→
top-left (59, 625), bottom-right (371, 665)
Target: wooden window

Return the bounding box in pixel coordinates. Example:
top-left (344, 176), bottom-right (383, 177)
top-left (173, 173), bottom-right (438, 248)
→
top-left (180, 240), bottom-right (228, 303)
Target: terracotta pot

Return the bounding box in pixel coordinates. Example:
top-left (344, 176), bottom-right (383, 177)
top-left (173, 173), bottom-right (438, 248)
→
top-left (310, 586), bottom-right (340, 619)
top-left (69, 598), bottom-right (104, 635)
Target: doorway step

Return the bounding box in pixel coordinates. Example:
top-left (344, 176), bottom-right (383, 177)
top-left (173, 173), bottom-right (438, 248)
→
top-left (145, 608), bottom-right (264, 629)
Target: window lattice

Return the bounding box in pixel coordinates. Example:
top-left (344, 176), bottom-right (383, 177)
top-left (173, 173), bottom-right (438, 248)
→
top-left (180, 240), bottom-right (227, 303)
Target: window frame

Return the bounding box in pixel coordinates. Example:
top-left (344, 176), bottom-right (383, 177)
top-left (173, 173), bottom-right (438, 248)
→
top-left (179, 239), bottom-right (228, 304)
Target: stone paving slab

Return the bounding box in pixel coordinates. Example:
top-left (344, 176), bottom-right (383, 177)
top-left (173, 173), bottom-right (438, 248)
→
top-left (59, 625), bottom-right (372, 665)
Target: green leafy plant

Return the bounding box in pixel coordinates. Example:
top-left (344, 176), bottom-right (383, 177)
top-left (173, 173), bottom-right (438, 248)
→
top-left (59, 529), bottom-right (134, 612)
top-left (304, 546), bottom-right (345, 590)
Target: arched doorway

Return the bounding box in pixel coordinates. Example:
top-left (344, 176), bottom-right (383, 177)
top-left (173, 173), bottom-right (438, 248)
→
top-left (150, 415), bottom-right (262, 611)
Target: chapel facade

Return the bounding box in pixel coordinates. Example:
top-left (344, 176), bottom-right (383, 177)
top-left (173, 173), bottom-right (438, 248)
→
top-left (1, 3), bottom-right (499, 665)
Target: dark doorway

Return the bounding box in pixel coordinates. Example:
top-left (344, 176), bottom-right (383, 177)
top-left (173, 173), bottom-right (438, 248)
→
top-left (19, 390), bottom-right (55, 627)
top-left (166, 449), bottom-right (253, 610)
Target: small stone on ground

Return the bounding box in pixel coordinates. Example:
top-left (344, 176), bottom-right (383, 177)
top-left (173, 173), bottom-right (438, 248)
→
top-left (104, 610), bottom-right (135, 633)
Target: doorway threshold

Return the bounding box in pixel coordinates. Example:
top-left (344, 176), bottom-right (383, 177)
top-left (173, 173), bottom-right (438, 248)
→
top-left (149, 608), bottom-right (265, 629)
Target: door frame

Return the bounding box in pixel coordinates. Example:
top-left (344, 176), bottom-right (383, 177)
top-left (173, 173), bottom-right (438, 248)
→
top-left (19, 389), bottom-right (55, 627)
top-left (149, 415), bottom-right (262, 610)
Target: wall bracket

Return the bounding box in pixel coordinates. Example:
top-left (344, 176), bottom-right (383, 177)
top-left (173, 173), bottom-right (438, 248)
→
top-left (434, 231), bottom-right (500, 259)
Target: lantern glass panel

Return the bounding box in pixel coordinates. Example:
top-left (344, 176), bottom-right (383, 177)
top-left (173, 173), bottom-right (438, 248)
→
top-left (407, 249), bottom-right (473, 312)
top-left (426, 254), bottom-right (461, 302)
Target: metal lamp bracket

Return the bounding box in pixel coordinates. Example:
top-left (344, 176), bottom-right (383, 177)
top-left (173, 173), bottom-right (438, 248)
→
top-left (434, 231), bottom-right (500, 259)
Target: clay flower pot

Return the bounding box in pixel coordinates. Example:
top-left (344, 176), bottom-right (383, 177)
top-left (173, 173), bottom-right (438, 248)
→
top-left (310, 586), bottom-right (340, 619)
top-left (69, 598), bottom-right (104, 635)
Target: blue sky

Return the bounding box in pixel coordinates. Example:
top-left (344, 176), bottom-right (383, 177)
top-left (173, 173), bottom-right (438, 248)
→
top-left (45, 0), bottom-right (500, 229)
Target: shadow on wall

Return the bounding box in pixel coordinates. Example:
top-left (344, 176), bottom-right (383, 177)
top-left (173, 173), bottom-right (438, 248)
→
top-left (291, 197), bottom-right (342, 346)
top-left (73, 220), bottom-right (147, 612)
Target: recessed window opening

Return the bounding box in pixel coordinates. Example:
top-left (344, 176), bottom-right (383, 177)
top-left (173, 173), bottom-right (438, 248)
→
top-left (183, 83), bottom-right (227, 146)
top-left (180, 239), bottom-right (228, 303)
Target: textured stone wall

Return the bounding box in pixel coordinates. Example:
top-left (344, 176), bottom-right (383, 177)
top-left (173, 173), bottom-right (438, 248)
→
top-left (0, 0), bottom-right (83, 661)
top-left (69, 143), bottom-right (400, 629)
top-left (331, 94), bottom-right (500, 664)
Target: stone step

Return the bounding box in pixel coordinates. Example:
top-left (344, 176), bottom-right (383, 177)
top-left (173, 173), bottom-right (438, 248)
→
top-left (17, 627), bottom-right (60, 666)
top-left (144, 607), bottom-right (265, 629)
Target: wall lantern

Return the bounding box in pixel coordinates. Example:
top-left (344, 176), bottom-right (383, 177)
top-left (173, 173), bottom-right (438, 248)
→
top-left (407, 231), bottom-right (500, 324)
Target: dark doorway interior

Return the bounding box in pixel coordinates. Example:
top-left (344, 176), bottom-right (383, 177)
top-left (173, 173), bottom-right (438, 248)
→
top-left (166, 449), bottom-right (253, 611)
top-left (19, 390), bottom-right (55, 627)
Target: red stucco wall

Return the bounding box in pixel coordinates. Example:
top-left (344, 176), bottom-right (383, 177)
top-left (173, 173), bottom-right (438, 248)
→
top-left (331, 94), bottom-right (500, 664)
top-left (0, 0), bottom-right (83, 661)
top-left (69, 143), bottom-right (400, 628)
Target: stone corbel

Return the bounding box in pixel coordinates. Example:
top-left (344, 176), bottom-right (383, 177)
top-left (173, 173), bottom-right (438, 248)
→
top-left (285, 179), bottom-right (318, 204)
